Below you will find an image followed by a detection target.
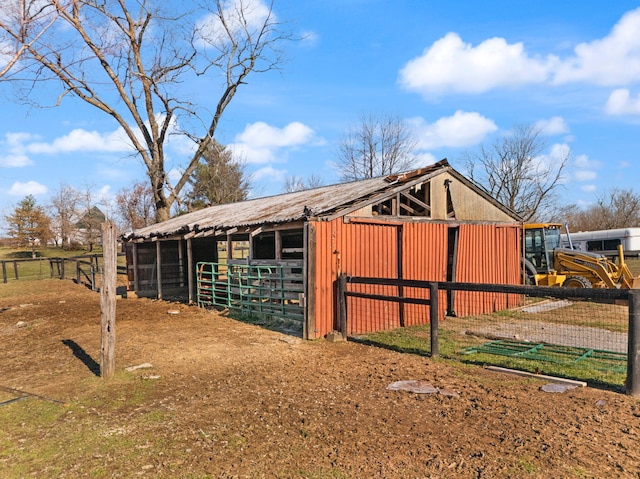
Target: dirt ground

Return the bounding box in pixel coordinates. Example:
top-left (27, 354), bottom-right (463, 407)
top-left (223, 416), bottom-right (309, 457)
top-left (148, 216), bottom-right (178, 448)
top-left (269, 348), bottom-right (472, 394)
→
top-left (2, 280), bottom-right (640, 478)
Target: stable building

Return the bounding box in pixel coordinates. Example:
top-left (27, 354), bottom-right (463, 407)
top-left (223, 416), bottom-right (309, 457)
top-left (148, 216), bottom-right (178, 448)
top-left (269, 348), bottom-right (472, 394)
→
top-left (123, 159), bottom-right (522, 339)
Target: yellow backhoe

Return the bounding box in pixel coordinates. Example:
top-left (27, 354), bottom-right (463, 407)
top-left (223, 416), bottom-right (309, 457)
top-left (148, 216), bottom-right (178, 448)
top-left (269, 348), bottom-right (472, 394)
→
top-left (523, 223), bottom-right (640, 288)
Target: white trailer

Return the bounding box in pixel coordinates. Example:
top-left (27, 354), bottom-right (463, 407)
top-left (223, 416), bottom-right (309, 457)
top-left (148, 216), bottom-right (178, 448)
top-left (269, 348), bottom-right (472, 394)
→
top-left (562, 228), bottom-right (640, 257)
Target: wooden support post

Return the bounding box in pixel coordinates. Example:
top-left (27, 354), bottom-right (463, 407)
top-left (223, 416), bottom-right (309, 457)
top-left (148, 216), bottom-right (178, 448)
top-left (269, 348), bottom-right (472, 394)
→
top-left (302, 223), bottom-right (309, 340)
top-left (13, 261), bottom-right (18, 280)
top-left (178, 239), bottom-right (185, 287)
top-left (227, 235), bottom-right (233, 262)
top-left (187, 238), bottom-right (194, 304)
top-left (339, 275), bottom-right (348, 340)
top-left (397, 225), bottom-right (405, 328)
top-left (429, 282), bottom-right (439, 357)
top-left (156, 240), bottom-right (163, 300)
top-left (2, 261), bottom-right (6, 283)
top-left (132, 242), bottom-right (139, 292)
top-left (275, 230), bottom-right (282, 260)
top-left (627, 289), bottom-right (640, 397)
top-left (100, 221), bottom-right (117, 379)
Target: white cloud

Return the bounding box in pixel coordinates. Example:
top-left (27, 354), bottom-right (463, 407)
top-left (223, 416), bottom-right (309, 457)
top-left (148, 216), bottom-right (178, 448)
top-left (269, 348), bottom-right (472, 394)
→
top-left (574, 153), bottom-right (601, 170)
top-left (571, 153), bottom-right (600, 184)
top-left (230, 121), bottom-right (315, 164)
top-left (399, 8), bottom-right (640, 97)
top-left (581, 184), bottom-right (597, 193)
top-left (27, 128), bottom-right (134, 154)
top-left (408, 111), bottom-right (498, 150)
top-left (399, 32), bottom-right (554, 96)
top-left (535, 116), bottom-right (569, 136)
top-left (574, 170), bottom-right (597, 182)
top-left (0, 132), bottom-right (38, 167)
top-left (605, 89), bottom-right (640, 115)
top-left (553, 8), bottom-right (640, 86)
top-left (0, 154), bottom-right (31, 167)
top-left (8, 180), bottom-right (48, 196)
top-left (195, 0), bottom-right (274, 47)
top-left (413, 152), bottom-right (437, 167)
top-left (236, 121), bottom-right (313, 148)
top-left (253, 165), bottom-right (286, 181)
top-left (301, 30), bottom-right (319, 46)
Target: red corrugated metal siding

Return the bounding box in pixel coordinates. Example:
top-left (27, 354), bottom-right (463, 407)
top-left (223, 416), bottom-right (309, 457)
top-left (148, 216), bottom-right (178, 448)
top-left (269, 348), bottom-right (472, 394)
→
top-left (402, 223), bottom-right (448, 326)
top-left (311, 219), bottom-right (399, 337)
top-left (311, 220), bottom-right (456, 337)
top-left (454, 224), bottom-right (521, 316)
top-left (310, 221), bottom-right (521, 338)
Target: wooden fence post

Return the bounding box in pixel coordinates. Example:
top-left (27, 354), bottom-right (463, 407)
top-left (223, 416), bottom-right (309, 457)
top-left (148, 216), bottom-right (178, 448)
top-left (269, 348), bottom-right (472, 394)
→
top-left (2, 261), bottom-right (6, 283)
top-left (100, 221), bottom-right (117, 379)
top-left (430, 282), bottom-right (439, 357)
top-left (627, 289), bottom-right (640, 397)
top-left (338, 275), bottom-right (347, 339)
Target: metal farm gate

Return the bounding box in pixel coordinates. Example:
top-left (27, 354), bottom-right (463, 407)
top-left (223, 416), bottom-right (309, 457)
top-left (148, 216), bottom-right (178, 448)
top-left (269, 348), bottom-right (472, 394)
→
top-left (196, 260), bottom-right (305, 325)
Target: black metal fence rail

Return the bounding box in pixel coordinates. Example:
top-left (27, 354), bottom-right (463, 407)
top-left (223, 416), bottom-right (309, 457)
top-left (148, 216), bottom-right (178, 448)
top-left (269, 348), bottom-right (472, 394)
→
top-left (338, 275), bottom-right (640, 396)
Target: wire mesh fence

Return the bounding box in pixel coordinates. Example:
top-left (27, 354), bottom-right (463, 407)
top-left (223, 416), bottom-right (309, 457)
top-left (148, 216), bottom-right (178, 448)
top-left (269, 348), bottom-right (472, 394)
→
top-left (340, 276), bottom-right (640, 393)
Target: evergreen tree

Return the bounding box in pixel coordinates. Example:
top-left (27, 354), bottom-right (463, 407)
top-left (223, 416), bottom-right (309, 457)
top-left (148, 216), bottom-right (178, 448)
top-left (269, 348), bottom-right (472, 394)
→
top-left (186, 141), bottom-right (251, 211)
top-left (5, 195), bottom-right (52, 257)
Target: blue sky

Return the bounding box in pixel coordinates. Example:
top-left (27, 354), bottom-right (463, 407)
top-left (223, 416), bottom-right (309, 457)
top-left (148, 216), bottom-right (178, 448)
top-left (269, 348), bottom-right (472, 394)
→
top-left (1, 0), bottom-right (640, 227)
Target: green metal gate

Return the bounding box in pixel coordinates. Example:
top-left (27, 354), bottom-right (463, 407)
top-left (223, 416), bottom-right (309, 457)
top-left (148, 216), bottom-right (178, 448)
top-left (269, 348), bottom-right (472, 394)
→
top-left (197, 261), bottom-right (304, 323)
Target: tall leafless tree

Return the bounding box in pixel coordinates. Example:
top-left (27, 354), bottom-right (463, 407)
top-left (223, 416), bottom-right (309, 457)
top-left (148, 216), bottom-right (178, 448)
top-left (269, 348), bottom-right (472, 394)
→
top-left (114, 181), bottom-right (155, 232)
top-left (281, 173), bottom-right (323, 193)
top-left (336, 113), bottom-right (417, 181)
top-left (48, 183), bottom-right (81, 249)
top-left (0, 0), bottom-right (291, 222)
top-left (464, 124), bottom-right (570, 222)
top-left (554, 188), bottom-right (640, 231)
top-left (0, 0), bottom-right (60, 78)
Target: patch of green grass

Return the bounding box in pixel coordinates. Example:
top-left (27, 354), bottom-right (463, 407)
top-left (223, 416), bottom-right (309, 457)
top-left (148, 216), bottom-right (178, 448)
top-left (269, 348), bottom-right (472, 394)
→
top-left (360, 324), bottom-right (627, 388)
top-left (0, 377), bottom-right (176, 479)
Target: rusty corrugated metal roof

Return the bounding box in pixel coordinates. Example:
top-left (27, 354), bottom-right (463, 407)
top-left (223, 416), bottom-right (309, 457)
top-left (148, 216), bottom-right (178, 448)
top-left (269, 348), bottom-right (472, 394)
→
top-left (124, 159), bottom-right (518, 241)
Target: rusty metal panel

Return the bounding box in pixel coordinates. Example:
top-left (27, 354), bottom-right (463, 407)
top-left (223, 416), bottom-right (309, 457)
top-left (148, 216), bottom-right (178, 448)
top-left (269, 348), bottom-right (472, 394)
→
top-left (454, 224), bottom-right (521, 316)
top-left (402, 223), bottom-right (449, 326)
top-left (311, 219), bottom-right (400, 337)
top-left (310, 221), bottom-right (521, 337)
top-left (312, 220), bottom-right (453, 336)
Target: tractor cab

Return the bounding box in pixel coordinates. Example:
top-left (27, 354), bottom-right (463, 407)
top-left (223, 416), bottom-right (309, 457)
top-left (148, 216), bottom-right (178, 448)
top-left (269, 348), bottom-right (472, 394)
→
top-left (523, 223), bottom-right (563, 275)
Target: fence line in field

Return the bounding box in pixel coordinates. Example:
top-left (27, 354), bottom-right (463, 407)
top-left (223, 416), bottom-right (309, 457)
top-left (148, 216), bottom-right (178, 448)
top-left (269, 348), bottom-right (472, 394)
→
top-left (338, 276), bottom-right (640, 397)
top-left (0, 254), bottom-right (126, 290)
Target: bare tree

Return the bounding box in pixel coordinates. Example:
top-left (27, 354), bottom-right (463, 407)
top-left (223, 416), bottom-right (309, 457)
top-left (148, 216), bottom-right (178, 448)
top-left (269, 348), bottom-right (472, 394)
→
top-left (48, 183), bottom-right (81, 249)
top-left (281, 173), bottom-right (323, 193)
top-left (464, 124), bottom-right (569, 222)
top-left (336, 113), bottom-right (417, 181)
top-left (554, 188), bottom-right (640, 231)
top-left (0, 0), bottom-right (60, 78)
top-left (114, 181), bottom-right (155, 232)
top-left (185, 140), bottom-right (251, 210)
top-left (0, 0), bottom-right (291, 222)
top-left (77, 185), bottom-right (104, 252)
